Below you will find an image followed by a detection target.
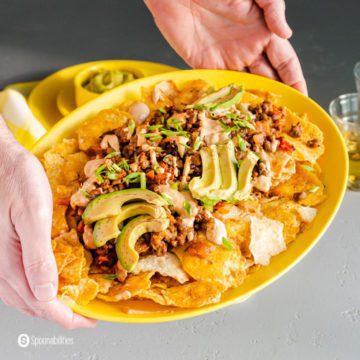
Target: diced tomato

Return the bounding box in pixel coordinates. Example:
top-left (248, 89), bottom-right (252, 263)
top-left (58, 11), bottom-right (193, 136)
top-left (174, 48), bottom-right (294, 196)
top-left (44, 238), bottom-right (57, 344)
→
top-left (278, 137), bottom-right (294, 152)
top-left (76, 221), bottom-right (85, 233)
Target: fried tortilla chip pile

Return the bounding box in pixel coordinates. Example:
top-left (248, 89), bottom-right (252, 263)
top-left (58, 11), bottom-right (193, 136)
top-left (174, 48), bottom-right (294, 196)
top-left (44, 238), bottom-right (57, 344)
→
top-left (41, 79), bottom-right (326, 309)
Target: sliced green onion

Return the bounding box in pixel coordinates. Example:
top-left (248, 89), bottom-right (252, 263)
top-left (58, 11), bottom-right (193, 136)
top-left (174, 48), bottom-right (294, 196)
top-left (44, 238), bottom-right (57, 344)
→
top-left (160, 129), bottom-right (189, 138)
top-left (105, 151), bottom-right (120, 159)
top-left (128, 119), bottom-right (136, 136)
top-left (124, 172), bottom-right (141, 184)
top-left (153, 164), bottom-right (160, 173)
top-left (193, 136), bottom-right (202, 151)
top-left (167, 118), bottom-right (182, 131)
top-left (170, 182), bottom-right (178, 190)
top-left (237, 134), bottom-right (246, 151)
top-left (81, 190), bottom-right (91, 198)
top-left (222, 237), bottom-right (234, 250)
top-left (202, 197), bottom-right (220, 211)
top-left (112, 163), bottom-right (121, 172)
top-left (140, 172), bottom-right (146, 189)
top-left (95, 173), bottom-right (104, 183)
top-left (308, 186), bottom-right (320, 193)
top-left (161, 193), bottom-right (173, 205)
top-left (183, 200), bottom-right (192, 216)
top-left (95, 164), bottom-right (107, 175)
top-left (158, 107), bottom-right (166, 114)
top-left (300, 164), bottom-right (316, 172)
top-left (148, 124), bottom-right (163, 131)
top-left (106, 172), bottom-right (118, 181)
top-left (103, 274), bottom-right (118, 280)
top-left (119, 159), bottom-right (130, 171)
top-left (226, 113), bottom-right (237, 120)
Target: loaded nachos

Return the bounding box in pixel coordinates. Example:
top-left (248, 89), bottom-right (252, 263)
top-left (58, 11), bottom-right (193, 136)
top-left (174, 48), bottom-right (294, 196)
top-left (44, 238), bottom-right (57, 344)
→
top-left (42, 79), bottom-right (326, 308)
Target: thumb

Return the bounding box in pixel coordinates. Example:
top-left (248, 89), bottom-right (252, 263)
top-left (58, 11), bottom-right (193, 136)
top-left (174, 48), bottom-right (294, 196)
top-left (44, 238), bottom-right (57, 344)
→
top-left (255, 0), bottom-right (293, 39)
top-left (12, 156), bottom-right (58, 302)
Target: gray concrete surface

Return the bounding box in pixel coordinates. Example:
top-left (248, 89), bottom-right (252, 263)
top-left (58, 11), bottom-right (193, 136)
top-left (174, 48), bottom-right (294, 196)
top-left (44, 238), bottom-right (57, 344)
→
top-left (0, 0), bottom-right (359, 359)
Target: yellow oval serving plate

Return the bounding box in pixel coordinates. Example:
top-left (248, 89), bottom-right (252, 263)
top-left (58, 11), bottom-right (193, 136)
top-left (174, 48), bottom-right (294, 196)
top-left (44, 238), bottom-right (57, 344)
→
top-left (32, 69), bottom-right (348, 323)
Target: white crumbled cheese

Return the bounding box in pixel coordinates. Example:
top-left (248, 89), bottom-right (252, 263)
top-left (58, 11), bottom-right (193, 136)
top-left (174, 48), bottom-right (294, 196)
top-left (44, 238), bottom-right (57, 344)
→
top-left (132, 253), bottom-right (189, 284)
top-left (296, 205), bottom-right (317, 223)
top-left (206, 214), bottom-right (228, 245)
top-left (249, 216), bottom-right (285, 266)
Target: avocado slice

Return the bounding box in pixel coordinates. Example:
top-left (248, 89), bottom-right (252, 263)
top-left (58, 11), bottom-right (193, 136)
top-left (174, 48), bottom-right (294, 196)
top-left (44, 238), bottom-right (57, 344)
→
top-left (189, 145), bottom-right (222, 200)
top-left (233, 152), bottom-right (259, 200)
top-left (195, 84), bottom-right (243, 110)
top-left (116, 215), bottom-right (169, 271)
top-left (82, 189), bottom-right (167, 224)
top-left (209, 141), bottom-right (237, 200)
top-left (93, 203), bottom-right (166, 247)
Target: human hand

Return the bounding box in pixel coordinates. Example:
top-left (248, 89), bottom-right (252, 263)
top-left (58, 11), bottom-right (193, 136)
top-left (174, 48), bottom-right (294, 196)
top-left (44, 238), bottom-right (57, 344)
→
top-left (0, 116), bottom-right (96, 329)
top-left (145, 0), bottom-right (307, 95)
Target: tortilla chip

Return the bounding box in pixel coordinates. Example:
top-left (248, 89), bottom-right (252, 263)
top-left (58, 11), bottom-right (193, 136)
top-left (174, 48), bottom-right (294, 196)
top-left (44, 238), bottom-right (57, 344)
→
top-left (132, 253), bottom-right (189, 284)
top-left (138, 281), bottom-right (224, 308)
top-left (180, 241), bottom-right (245, 289)
top-left (247, 89), bottom-right (281, 104)
top-left (76, 109), bottom-right (130, 150)
top-left (174, 79), bottom-right (211, 107)
top-left (272, 164), bottom-right (326, 206)
top-left (52, 229), bottom-right (86, 285)
top-left (61, 152), bottom-right (89, 184)
top-left (52, 204), bottom-right (69, 238)
top-left (281, 110), bottom-right (324, 163)
top-left (249, 216), bottom-right (285, 266)
top-left (89, 274), bottom-right (114, 294)
top-left (61, 278), bottom-right (99, 305)
top-left (261, 199), bottom-right (302, 244)
top-left (97, 272), bottom-right (154, 302)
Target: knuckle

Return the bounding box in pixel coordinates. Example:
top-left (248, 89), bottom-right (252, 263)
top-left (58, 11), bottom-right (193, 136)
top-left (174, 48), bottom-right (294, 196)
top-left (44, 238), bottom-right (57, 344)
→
top-left (24, 254), bottom-right (55, 273)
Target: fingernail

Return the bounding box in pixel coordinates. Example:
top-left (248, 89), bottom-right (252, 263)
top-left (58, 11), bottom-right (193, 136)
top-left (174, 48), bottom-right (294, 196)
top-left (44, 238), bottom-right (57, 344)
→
top-left (33, 283), bottom-right (57, 301)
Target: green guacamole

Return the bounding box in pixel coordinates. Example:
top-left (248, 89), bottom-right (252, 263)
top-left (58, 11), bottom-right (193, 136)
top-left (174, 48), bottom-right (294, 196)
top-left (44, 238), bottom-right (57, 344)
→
top-left (83, 69), bottom-right (136, 94)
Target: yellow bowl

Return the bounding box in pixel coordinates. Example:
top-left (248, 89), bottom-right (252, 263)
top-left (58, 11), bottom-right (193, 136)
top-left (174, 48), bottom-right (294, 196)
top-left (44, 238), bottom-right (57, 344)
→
top-left (32, 69), bottom-right (348, 323)
top-left (28, 60), bottom-right (178, 129)
top-left (74, 64), bottom-right (144, 107)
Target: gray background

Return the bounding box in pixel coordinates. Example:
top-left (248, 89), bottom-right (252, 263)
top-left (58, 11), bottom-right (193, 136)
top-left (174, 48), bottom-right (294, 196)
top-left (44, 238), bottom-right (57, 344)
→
top-left (0, 0), bottom-right (359, 359)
